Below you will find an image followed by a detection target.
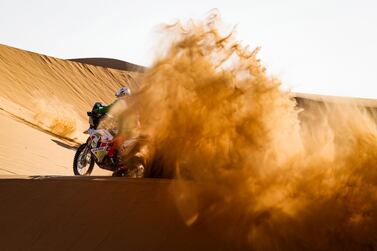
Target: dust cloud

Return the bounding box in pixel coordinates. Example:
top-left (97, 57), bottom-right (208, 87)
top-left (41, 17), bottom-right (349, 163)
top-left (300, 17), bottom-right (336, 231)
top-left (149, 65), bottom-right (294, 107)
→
top-left (33, 98), bottom-right (85, 139)
top-left (123, 13), bottom-right (377, 250)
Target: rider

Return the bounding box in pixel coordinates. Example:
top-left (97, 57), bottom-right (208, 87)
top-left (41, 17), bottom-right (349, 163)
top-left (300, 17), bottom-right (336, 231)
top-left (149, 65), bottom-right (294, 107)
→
top-left (93, 87), bottom-right (130, 117)
top-left (90, 86), bottom-right (131, 129)
top-left (89, 86), bottom-right (143, 176)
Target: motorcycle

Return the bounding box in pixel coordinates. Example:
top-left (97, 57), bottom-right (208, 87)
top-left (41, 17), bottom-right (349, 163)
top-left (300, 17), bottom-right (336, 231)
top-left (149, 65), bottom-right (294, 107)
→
top-left (73, 102), bottom-right (146, 177)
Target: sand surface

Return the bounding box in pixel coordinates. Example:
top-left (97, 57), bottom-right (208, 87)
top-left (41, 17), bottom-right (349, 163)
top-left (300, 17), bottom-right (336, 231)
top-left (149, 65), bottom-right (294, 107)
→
top-left (0, 110), bottom-right (110, 176)
top-left (0, 177), bottom-right (238, 251)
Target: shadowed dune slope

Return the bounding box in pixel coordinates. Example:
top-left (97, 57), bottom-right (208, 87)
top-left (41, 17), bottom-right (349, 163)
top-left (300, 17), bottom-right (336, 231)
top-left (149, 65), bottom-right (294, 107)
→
top-left (0, 177), bottom-right (238, 251)
top-left (69, 57), bottom-right (146, 72)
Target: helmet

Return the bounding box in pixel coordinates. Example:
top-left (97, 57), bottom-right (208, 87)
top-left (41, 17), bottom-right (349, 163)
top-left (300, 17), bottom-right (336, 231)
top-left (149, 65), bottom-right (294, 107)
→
top-left (115, 87), bottom-right (131, 98)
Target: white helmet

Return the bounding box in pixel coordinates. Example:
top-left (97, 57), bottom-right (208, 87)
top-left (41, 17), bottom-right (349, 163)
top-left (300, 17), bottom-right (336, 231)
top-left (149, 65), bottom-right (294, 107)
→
top-left (115, 86), bottom-right (131, 98)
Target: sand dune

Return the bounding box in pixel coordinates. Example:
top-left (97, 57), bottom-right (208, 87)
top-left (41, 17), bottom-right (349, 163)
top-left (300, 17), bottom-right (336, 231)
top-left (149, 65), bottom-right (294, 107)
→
top-left (0, 44), bottom-right (140, 140)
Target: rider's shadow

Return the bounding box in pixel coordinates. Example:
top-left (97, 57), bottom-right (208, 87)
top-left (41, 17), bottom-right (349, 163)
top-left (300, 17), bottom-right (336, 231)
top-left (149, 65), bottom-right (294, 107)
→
top-left (50, 139), bottom-right (78, 151)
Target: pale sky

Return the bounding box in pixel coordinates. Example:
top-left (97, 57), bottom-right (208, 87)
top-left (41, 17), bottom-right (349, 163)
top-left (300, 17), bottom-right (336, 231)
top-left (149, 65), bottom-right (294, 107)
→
top-left (1, 0), bottom-right (376, 98)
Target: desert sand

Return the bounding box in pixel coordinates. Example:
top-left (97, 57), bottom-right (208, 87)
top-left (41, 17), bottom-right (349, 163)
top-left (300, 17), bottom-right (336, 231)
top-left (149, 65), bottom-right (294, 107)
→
top-left (0, 177), bottom-right (241, 251)
top-left (1, 42), bottom-right (377, 251)
top-left (0, 110), bottom-right (110, 176)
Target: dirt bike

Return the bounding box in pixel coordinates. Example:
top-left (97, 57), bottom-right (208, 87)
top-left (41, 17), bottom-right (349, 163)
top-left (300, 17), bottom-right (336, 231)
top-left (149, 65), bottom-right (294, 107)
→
top-left (73, 103), bottom-right (146, 177)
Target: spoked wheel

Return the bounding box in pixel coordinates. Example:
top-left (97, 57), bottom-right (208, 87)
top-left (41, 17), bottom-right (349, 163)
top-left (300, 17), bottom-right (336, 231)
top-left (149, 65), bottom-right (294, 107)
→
top-left (73, 143), bottom-right (95, 176)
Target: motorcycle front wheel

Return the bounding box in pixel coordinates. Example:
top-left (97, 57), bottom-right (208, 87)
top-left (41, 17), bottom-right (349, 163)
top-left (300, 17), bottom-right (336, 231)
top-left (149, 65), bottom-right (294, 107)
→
top-left (73, 143), bottom-right (95, 176)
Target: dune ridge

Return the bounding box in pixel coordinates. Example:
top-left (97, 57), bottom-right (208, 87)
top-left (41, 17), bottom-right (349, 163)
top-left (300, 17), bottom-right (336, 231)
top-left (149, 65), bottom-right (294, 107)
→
top-left (69, 57), bottom-right (146, 72)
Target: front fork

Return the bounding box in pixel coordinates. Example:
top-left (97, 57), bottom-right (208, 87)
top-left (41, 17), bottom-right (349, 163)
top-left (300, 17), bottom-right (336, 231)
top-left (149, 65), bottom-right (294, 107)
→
top-left (81, 138), bottom-right (93, 166)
